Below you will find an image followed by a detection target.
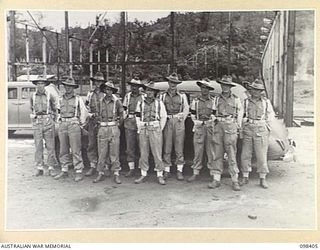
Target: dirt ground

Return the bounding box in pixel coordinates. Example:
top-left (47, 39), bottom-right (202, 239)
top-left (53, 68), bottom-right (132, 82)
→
top-left (5, 125), bottom-right (315, 230)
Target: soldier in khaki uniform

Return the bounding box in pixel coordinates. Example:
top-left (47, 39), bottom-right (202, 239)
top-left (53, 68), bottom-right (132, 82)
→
top-left (93, 82), bottom-right (124, 184)
top-left (160, 73), bottom-right (189, 181)
top-left (30, 75), bottom-right (59, 177)
top-left (210, 75), bottom-right (243, 191)
top-left (123, 78), bottom-right (145, 177)
top-left (84, 72), bottom-right (107, 177)
top-left (188, 79), bottom-right (216, 183)
top-left (54, 77), bottom-right (88, 182)
top-left (240, 79), bottom-right (275, 189)
top-left (134, 81), bottom-right (167, 185)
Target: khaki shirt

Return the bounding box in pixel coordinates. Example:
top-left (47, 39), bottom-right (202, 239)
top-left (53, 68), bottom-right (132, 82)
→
top-left (99, 95), bottom-right (124, 122)
top-left (60, 94), bottom-right (79, 118)
top-left (190, 96), bottom-right (216, 121)
top-left (30, 90), bottom-right (58, 115)
top-left (216, 93), bottom-right (243, 127)
top-left (123, 92), bottom-right (144, 114)
top-left (244, 97), bottom-right (275, 122)
top-left (86, 88), bottom-right (104, 115)
top-left (135, 97), bottom-right (167, 130)
top-left (161, 90), bottom-right (189, 119)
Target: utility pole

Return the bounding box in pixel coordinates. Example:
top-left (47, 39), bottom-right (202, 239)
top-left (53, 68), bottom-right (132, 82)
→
top-left (65, 11), bottom-right (69, 66)
top-left (42, 32), bottom-right (47, 76)
top-left (121, 11), bottom-right (126, 98)
top-left (69, 38), bottom-right (72, 77)
top-left (106, 48), bottom-right (109, 80)
top-left (215, 46), bottom-right (219, 78)
top-left (9, 11), bottom-right (17, 81)
top-left (286, 11), bottom-right (296, 127)
top-left (25, 25), bottom-right (30, 81)
top-left (227, 12), bottom-right (232, 75)
top-left (56, 33), bottom-right (60, 84)
top-left (204, 48), bottom-right (208, 77)
top-left (170, 12), bottom-right (175, 73)
top-left (89, 43), bottom-right (93, 89)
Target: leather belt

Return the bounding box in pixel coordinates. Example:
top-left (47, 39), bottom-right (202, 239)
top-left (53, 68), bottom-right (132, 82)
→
top-left (196, 120), bottom-right (212, 125)
top-left (127, 114), bottom-right (135, 118)
top-left (216, 116), bottom-right (236, 122)
top-left (167, 114), bottom-right (180, 119)
top-left (140, 121), bottom-right (160, 127)
top-left (100, 121), bottom-right (118, 127)
top-left (245, 118), bottom-right (266, 124)
top-left (36, 114), bottom-right (51, 118)
top-left (61, 117), bottom-right (78, 122)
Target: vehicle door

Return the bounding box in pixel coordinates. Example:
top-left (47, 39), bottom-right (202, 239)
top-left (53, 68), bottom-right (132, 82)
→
top-left (19, 86), bottom-right (36, 129)
top-left (8, 86), bottom-right (19, 129)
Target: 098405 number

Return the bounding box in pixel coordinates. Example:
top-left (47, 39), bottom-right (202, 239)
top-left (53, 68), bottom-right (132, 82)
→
top-left (300, 244), bottom-right (318, 248)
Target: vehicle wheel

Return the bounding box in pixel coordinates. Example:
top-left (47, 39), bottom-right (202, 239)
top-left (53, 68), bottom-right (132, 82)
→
top-left (8, 130), bottom-right (16, 137)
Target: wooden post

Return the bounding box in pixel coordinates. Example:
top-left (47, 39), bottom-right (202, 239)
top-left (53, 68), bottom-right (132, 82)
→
top-left (89, 43), bottom-right (93, 89)
top-left (65, 11), bottom-right (69, 64)
top-left (42, 31), bottom-right (47, 76)
top-left (285, 11), bottom-right (296, 127)
top-left (106, 49), bottom-right (109, 80)
top-left (25, 25), bottom-right (30, 81)
top-left (170, 12), bottom-right (175, 73)
top-left (56, 33), bottom-right (60, 87)
top-left (9, 11), bottom-right (17, 81)
top-left (98, 50), bottom-right (101, 71)
top-left (228, 12), bottom-right (232, 75)
top-left (204, 47), bottom-right (208, 77)
top-left (121, 11), bottom-right (126, 98)
top-left (69, 38), bottom-right (72, 77)
top-left (215, 46), bottom-right (219, 78)
top-left (79, 40), bottom-right (83, 93)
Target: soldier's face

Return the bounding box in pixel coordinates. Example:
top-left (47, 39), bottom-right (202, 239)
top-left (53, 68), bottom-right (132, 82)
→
top-left (131, 84), bottom-right (139, 93)
top-left (105, 87), bottom-right (113, 97)
top-left (221, 84), bottom-right (231, 93)
top-left (249, 88), bottom-right (263, 98)
top-left (146, 89), bottom-right (156, 98)
top-left (168, 81), bottom-right (178, 91)
top-left (36, 82), bottom-right (46, 93)
top-left (200, 86), bottom-right (210, 96)
top-left (65, 85), bottom-right (74, 94)
top-left (94, 80), bottom-right (102, 88)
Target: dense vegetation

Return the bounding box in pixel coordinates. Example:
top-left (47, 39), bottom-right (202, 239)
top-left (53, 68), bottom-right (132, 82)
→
top-left (11, 10), bottom-right (313, 84)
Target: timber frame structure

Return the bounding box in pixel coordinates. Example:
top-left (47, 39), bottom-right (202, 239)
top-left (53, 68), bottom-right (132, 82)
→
top-left (261, 11), bottom-right (296, 127)
top-left (7, 11), bottom-right (176, 98)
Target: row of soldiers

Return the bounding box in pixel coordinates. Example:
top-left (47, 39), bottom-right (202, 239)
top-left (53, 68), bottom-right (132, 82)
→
top-left (30, 72), bottom-right (274, 190)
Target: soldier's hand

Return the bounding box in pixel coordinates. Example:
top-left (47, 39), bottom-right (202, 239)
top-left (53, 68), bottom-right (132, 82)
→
top-left (177, 113), bottom-right (184, 121)
top-left (56, 114), bottom-right (61, 123)
top-left (194, 120), bottom-right (203, 126)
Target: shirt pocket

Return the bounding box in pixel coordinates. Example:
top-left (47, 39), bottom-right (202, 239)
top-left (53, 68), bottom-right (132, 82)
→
top-left (225, 104), bottom-right (236, 115)
top-left (60, 102), bottom-right (67, 114)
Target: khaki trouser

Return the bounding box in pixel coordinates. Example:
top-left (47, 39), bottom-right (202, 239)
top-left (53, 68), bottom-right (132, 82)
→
top-left (163, 117), bottom-right (185, 168)
top-left (58, 120), bottom-right (84, 173)
top-left (241, 122), bottom-right (270, 174)
top-left (138, 125), bottom-right (164, 173)
top-left (124, 117), bottom-right (139, 163)
top-left (97, 126), bottom-right (121, 173)
top-left (212, 121), bottom-right (240, 177)
top-left (191, 122), bottom-right (215, 175)
top-left (32, 116), bottom-right (57, 170)
top-left (87, 118), bottom-right (98, 165)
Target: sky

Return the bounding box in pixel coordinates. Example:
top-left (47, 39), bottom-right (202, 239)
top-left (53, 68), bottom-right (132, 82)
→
top-left (14, 11), bottom-right (172, 32)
